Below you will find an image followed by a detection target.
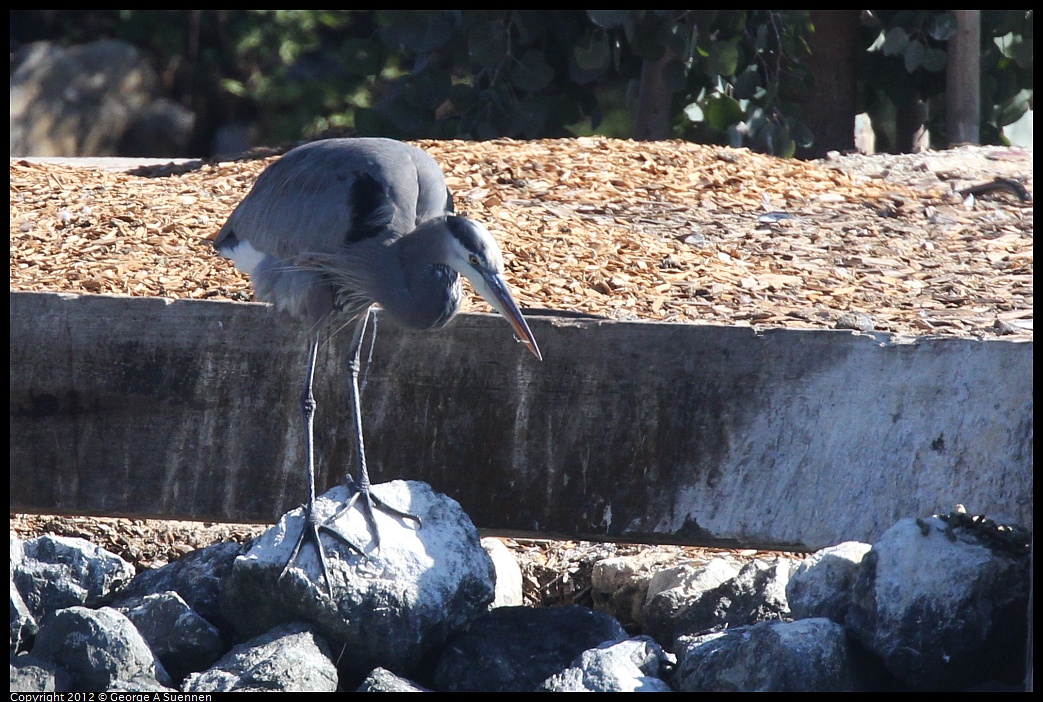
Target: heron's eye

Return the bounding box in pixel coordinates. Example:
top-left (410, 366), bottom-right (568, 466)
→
top-left (468, 254), bottom-right (480, 266)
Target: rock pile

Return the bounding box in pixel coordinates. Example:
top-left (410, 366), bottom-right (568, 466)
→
top-left (10, 485), bottom-right (1030, 692)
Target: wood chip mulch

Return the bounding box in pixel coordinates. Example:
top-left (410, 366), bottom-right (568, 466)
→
top-left (10, 138), bottom-right (1033, 337)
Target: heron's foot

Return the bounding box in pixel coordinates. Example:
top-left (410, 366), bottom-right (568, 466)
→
top-left (325, 482), bottom-right (423, 551)
top-left (280, 501), bottom-right (366, 596)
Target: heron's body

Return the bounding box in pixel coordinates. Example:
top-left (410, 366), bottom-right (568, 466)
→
top-left (214, 138), bottom-right (540, 591)
top-left (217, 138), bottom-right (457, 325)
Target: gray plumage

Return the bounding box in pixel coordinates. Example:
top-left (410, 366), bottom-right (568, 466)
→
top-left (216, 138), bottom-right (449, 323)
top-left (214, 137), bottom-right (541, 592)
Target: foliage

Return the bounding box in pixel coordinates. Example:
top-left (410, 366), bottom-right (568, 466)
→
top-left (365, 10), bottom-right (817, 154)
top-left (859, 10), bottom-right (1033, 147)
top-left (357, 11), bottom-right (609, 139)
top-left (216, 11), bottom-right (383, 142)
top-left (9, 9), bottom-right (1033, 154)
top-left (602, 10), bottom-right (815, 156)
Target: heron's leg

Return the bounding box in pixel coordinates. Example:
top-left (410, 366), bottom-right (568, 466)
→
top-left (280, 326), bottom-right (364, 594)
top-left (329, 306), bottom-right (421, 547)
top-left (346, 306), bottom-right (374, 490)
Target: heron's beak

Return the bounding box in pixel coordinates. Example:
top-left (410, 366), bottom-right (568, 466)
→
top-left (471, 270), bottom-right (543, 361)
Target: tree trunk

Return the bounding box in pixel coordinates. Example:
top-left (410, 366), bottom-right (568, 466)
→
top-left (797, 10), bottom-right (861, 158)
top-left (634, 50), bottom-right (676, 141)
top-left (946, 10), bottom-right (981, 145)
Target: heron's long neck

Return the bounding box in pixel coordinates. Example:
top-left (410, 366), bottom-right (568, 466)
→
top-left (378, 227), bottom-right (461, 330)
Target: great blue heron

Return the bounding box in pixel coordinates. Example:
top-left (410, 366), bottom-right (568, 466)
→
top-left (214, 138), bottom-right (542, 590)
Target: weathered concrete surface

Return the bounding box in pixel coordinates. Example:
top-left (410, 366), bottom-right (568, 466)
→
top-left (13, 156), bottom-right (199, 172)
top-left (9, 291), bottom-right (1033, 549)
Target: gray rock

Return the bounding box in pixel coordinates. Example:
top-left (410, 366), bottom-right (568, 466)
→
top-left (13, 535), bottom-right (135, 621)
top-left (10, 532), bottom-right (25, 573)
top-left (645, 556), bottom-right (797, 650)
top-left (482, 537), bottom-right (523, 608)
top-left (220, 481), bottom-right (495, 681)
top-left (182, 622), bottom-right (337, 692)
top-left (835, 311), bottom-right (876, 332)
top-left (11, 578), bottom-right (37, 654)
top-left (107, 677), bottom-right (179, 692)
top-left (31, 606), bottom-right (171, 691)
top-left (356, 667), bottom-right (431, 692)
top-left (211, 123), bottom-right (253, 158)
top-left (591, 550), bottom-right (686, 630)
top-left (115, 540), bottom-right (242, 633)
top-left (119, 98), bottom-right (195, 158)
top-left (787, 541), bottom-right (871, 622)
top-left (115, 591), bottom-right (224, 682)
top-left (675, 618), bottom-right (854, 692)
top-left (723, 557), bottom-right (795, 623)
top-left (539, 635), bottom-right (674, 692)
top-left (644, 556), bottom-right (741, 602)
top-left (10, 654), bottom-right (73, 692)
top-left (643, 556), bottom-right (741, 648)
top-left (11, 40), bottom-right (150, 156)
top-left (846, 514), bottom-right (1030, 689)
top-left (10, 39), bottom-right (195, 158)
top-left (434, 604), bottom-right (629, 691)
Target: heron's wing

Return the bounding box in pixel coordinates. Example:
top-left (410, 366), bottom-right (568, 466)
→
top-left (215, 138), bottom-right (452, 260)
top-left (345, 172), bottom-right (396, 243)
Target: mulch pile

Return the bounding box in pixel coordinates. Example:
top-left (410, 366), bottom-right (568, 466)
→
top-left (10, 138), bottom-right (1033, 336)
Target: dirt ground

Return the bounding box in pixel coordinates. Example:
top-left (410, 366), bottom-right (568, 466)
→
top-left (9, 139), bottom-right (1033, 603)
top-left (8, 512), bottom-right (780, 607)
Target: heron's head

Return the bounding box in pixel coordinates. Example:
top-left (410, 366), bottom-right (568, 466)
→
top-left (438, 216), bottom-right (542, 361)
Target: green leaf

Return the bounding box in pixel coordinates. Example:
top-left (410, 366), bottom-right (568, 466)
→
top-left (754, 23), bottom-right (769, 52)
top-left (628, 13), bottom-right (668, 62)
top-left (752, 120), bottom-right (794, 157)
top-left (468, 22), bottom-right (508, 69)
top-left (746, 106), bottom-right (766, 134)
top-left (339, 39), bottom-right (383, 77)
top-left (510, 12), bottom-right (548, 47)
top-left (379, 10), bottom-right (459, 54)
top-left (1008, 37), bottom-right (1033, 70)
top-left (776, 136), bottom-right (796, 159)
top-left (391, 70), bottom-right (452, 112)
top-left (732, 67), bottom-right (762, 100)
top-left (587, 10), bottom-right (630, 29)
top-left (574, 33), bottom-right (611, 72)
top-left (683, 102), bottom-right (704, 122)
top-left (507, 95), bottom-right (551, 138)
top-left (904, 40), bottom-right (925, 72)
top-left (354, 107), bottom-right (400, 138)
top-left (988, 66), bottom-right (1022, 103)
top-left (703, 93), bottom-right (744, 131)
top-left (447, 83), bottom-right (478, 112)
top-left (792, 121), bottom-right (814, 149)
top-left (663, 23), bottom-right (689, 58)
top-left (708, 40), bottom-right (739, 77)
top-left (996, 89), bottom-right (1031, 126)
top-left (926, 12), bottom-right (958, 41)
top-left (921, 47), bottom-right (947, 72)
top-left (882, 27), bottom-right (909, 57)
top-left (512, 50), bottom-right (555, 92)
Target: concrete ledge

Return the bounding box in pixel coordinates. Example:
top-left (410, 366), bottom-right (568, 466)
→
top-left (9, 291), bottom-right (1033, 548)
top-left (11, 156), bottom-right (201, 172)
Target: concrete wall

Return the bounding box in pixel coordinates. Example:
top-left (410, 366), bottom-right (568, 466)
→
top-left (10, 291), bottom-right (1033, 549)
